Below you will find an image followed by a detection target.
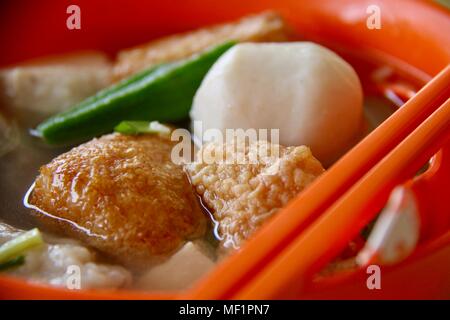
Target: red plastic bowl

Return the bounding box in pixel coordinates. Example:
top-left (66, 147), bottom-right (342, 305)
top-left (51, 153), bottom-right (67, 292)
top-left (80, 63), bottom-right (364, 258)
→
top-left (0, 0), bottom-right (449, 299)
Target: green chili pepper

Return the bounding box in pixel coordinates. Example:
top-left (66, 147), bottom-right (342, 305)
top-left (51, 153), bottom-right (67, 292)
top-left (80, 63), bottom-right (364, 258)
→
top-left (36, 41), bottom-right (235, 145)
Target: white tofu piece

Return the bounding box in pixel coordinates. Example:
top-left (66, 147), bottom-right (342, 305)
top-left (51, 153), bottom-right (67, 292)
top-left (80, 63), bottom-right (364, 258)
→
top-left (136, 241), bottom-right (216, 291)
top-left (0, 51), bottom-right (112, 124)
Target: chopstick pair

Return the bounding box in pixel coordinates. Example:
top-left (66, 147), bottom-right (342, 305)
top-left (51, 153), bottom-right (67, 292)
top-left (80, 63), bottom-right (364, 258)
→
top-left (235, 82), bottom-right (450, 299)
top-left (189, 65), bottom-right (450, 299)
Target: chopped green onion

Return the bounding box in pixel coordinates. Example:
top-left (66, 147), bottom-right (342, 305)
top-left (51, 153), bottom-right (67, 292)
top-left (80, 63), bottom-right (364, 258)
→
top-left (0, 255), bottom-right (25, 271)
top-left (0, 228), bottom-right (44, 264)
top-left (114, 121), bottom-right (171, 136)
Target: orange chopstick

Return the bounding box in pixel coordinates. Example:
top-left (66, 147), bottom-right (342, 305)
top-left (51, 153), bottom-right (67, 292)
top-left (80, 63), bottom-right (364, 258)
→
top-left (236, 97), bottom-right (450, 299)
top-left (189, 66), bottom-right (450, 299)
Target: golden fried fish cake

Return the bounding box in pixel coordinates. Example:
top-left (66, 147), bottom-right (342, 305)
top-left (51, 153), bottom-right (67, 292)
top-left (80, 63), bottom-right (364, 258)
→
top-left (113, 11), bottom-right (292, 80)
top-left (186, 140), bottom-right (324, 251)
top-left (29, 133), bottom-right (206, 266)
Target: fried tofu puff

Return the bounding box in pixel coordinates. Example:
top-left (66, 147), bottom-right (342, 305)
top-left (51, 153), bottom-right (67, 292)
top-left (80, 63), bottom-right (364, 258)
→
top-left (29, 133), bottom-right (206, 267)
top-left (186, 140), bottom-right (324, 252)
